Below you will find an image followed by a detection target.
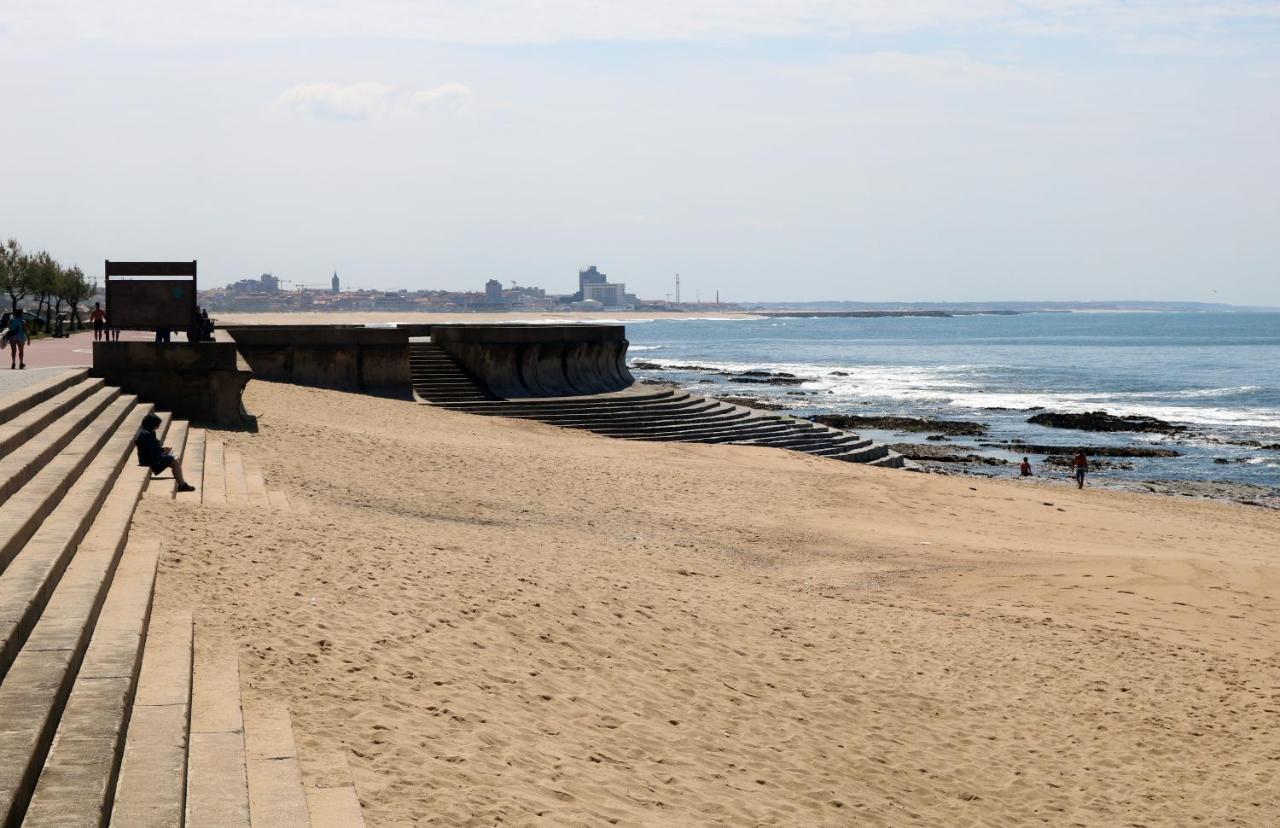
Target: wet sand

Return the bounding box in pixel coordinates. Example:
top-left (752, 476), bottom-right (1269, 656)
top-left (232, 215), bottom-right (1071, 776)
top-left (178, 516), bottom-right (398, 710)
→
top-left (137, 382), bottom-right (1280, 825)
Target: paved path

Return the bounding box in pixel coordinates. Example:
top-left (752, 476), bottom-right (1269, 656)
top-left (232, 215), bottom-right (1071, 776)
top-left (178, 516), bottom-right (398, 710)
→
top-left (0, 331), bottom-right (152, 400)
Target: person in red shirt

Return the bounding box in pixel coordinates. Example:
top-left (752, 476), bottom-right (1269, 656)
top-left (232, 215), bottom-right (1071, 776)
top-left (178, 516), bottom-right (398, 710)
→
top-left (1019, 457), bottom-right (1033, 477)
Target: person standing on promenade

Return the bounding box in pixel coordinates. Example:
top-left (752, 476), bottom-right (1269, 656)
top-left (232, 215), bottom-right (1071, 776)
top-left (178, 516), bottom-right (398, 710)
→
top-left (7, 308), bottom-right (28, 369)
top-left (1072, 451), bottom-right (1088, 489)
top-left (90, 302), bottom-right (107, 341)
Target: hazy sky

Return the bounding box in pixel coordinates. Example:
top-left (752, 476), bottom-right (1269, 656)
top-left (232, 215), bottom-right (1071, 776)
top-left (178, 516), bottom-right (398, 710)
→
top-left (1, 2), bottom-right (1277, 304)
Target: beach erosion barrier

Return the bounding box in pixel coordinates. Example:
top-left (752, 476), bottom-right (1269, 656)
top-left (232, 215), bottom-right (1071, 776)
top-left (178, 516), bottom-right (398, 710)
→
top-left (224, 322), bottom-right (634, 399)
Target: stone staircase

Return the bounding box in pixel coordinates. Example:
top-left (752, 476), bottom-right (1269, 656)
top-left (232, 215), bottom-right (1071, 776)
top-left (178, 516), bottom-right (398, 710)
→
top-left (420, 385), bottom-right (905, 468)
top-left (408, 339), bottom-right (494, 404)
top-left (0, 368), bottom-right (353, 825)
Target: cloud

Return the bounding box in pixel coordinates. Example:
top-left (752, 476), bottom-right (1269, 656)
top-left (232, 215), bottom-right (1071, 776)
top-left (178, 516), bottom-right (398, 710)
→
top-left (409, 83), bottom-right (475, 114)
top-left (274, 82), bottom-right (393, 120)
top-left (275, 82), bottom-right (475, 120)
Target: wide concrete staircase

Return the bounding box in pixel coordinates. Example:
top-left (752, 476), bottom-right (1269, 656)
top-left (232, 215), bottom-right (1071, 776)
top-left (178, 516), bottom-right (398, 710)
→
top-left (409, 340), bottom-right (494, 404)
top-left (413, 375), bottom-right (904, 467)
top-left (0, 368), bottom-right (357, 826)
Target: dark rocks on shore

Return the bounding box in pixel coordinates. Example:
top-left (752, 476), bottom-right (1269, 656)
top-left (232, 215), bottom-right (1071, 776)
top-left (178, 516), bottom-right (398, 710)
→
top-left (732, 375), bottom-right (807, 385)
top-left (716, 395), bottom-right (788, 411)
top-left (982, 442), bottom-right (1180, 458)
top-left (1027, 410), bottom-right (1186, 434)
top-left (925, 435), bottom-right (950, 441)
top-left (829, 371), bottom-right (850, 377)
top-left (631, 361), bottom-right (723, 372)
top-left (812, 414), bottom-right (987, 436)
top-left (890, 443), bottom-right (1008, 465)
top-left (1043, 455), bottom-right (1134, 471)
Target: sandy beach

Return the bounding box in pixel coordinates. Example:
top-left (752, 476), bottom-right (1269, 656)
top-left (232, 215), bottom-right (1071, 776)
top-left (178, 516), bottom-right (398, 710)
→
top-left (136, 381), bottom-right (1280, 825)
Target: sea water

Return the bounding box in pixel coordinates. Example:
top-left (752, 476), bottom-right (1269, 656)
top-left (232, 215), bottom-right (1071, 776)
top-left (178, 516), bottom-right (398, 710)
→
top-left (624, 312), bottom-right (1280, 487)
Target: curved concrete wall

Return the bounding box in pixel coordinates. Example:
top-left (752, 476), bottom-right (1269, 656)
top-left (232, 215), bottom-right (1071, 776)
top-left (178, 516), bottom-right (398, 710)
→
top-left (225, 322), bottom-right (632, 399)
top-left (430, 324), bottom-right (634, 398)
top-left (224, 325), bottom-right (433, 394)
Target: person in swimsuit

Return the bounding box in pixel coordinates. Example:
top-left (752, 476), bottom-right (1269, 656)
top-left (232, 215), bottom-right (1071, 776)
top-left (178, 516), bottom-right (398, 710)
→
top-left (1072, 451), bottom-right (1088, 489)
top-left (135, 413), bottom-right (197, 492)
top-left (90, 302), bottom-right (107, 341)
top-left (1019, 456), bottom-right (1033, 477)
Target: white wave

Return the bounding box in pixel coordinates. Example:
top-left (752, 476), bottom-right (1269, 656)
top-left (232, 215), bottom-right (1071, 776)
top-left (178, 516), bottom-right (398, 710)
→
top-left (629, 344), bottom-right (664, 351)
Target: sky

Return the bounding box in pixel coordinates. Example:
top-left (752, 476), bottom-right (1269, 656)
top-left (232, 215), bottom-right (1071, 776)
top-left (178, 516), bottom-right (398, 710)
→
top-left (1, 1), bottom-right (1278, 305)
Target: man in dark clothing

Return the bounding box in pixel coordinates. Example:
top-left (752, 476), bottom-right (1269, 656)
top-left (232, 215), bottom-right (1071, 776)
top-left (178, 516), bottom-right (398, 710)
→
top-left (1072, 451), bottom-right (1088, 489)
top-left (136, 413), bottom-right (196, 492)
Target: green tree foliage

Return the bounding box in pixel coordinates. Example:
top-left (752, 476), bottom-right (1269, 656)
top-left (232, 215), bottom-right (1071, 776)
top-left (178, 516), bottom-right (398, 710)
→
top-left (0, 239), bottom-right (96, 331)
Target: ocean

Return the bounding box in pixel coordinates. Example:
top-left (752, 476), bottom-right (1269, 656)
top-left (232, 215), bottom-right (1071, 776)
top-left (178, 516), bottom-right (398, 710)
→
top-left (623, 311), bottom-right (1280, 487)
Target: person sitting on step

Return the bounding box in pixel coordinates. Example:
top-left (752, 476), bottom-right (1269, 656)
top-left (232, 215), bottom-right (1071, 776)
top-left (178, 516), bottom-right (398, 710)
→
top-left (135, 413), bottom-right (196, 492)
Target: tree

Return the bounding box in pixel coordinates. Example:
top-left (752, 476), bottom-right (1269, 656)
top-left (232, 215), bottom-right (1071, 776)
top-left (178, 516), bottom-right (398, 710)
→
top-left (60, 266), bottom-right (96, 330)
top-left (25, 250), bottom-right (59, 333)
top-left (52, 265), bottom-right (94, 331)
top-left (0, 238), bottom-right (31, 314)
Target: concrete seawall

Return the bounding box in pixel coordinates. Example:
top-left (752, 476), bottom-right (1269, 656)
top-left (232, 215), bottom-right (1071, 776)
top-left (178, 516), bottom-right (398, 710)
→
top-left (429, 325), bottom-right (633, 398)
top-left (224, 323), bottom-right (632, 398)
top-left (223, 324), bottom-right (433, 394)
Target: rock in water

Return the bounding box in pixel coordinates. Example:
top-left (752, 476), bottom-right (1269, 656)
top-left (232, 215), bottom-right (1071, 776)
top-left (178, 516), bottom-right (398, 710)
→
top-left (1026, 410), bottom-right (1186, 434)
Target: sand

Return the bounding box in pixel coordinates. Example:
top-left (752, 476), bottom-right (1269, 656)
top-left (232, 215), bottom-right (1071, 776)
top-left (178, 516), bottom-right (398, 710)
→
top-left (137, 382), bottom-right (1280, 826)
top-left (215, 310), bottom-right (754, 326)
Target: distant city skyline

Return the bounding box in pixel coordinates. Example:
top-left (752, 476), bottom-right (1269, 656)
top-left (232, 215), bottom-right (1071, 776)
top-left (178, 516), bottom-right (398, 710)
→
top-left (1, 2), bottom-right (1277, 305)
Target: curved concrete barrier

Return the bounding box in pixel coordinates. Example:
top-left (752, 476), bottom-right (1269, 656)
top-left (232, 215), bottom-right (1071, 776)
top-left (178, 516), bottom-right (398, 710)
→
top-left (431, 325), bottom-right (633, 398)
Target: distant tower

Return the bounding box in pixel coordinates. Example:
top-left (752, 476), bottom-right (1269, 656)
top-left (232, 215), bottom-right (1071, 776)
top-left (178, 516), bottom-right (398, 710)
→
top-left (675, 273), bottom-right (681, 304)
top-left (331, 271), bottom-right (340, 293)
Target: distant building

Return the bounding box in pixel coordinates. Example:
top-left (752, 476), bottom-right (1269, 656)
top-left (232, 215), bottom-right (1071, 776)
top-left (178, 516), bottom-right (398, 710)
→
top-left (331, 271), bottom-right (340, 293)
top-left (576, 265), bottom-right (607, 300)
top-left (485, 278), bottom-right (504, 303)
top-left (583, 281), bottom-right (626, 308)
top-left (260, 273), bottom-right (279, 292)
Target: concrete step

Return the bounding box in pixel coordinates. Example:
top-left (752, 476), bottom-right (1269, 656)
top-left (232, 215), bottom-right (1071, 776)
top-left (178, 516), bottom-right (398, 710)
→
top-left (111, 611), bottom-right (194, 826)
top-left (225, 450), bottom-right (250, 508)
top-left (304, 751), bottom-right (366, 828)
top-left (174, 427), bottom-right (207, 505)
top-left (626, 418), bottom-right (807, 443)
top-left (733, 432), bottom-right (869, 451)
top-left (203, 439), bottom-right (228, 507)
top-left (0, 377), bottom-right (105, 462)
top-left (545, 400), bottom-right (730, 426)
top-left (564, 408), bottom-right (757, 434)
top-left (435, 389), bottom-right (680, 413)
top-left (186, 633), bottom-right (251, 826)
top-left (243, 458), bottom-right (272, 509)
top-left (827, 443), bottom-right (892, 463)
top-left (0, 385), bottom-right (120, 508)
top-left (868, 451), bottom-right (906, 468)
top-left (0, 393), bottom-right (134, 576)
top-left (0, 368), bottom-right (88, 425)
top-left (0, 407), bottom-right (160, 824)
top-left (465, 397), bottom-right (710, 422)
top-left (23, 536), bottom-right (161, 826)
top-left (244, 700), bottom-right (311, 827)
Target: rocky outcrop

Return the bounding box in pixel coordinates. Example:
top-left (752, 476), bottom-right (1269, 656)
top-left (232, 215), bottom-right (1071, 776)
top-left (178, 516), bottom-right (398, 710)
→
top-left (813, 414), bottom-right (987, 436)
top-left (983, 442), bottom-right (1180, 457)
top-left (1026, 410), bottom-right (1186, 434)
top-left (889, 443), bottom-right (1007, 465)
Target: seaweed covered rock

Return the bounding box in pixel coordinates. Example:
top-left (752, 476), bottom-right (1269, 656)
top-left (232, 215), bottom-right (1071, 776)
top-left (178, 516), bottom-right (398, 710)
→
top-left (1027, 411), bottom-right (1185, 434)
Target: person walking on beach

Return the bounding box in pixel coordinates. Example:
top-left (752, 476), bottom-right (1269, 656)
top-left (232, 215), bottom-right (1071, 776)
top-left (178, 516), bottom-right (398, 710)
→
top-left (1072, 451), bottom-right (1088, 489)
top-left (90, 302), bottom-right (107, 341)
top-left (135, 413), bottom-right (196, 492)
top-left (1019, 457), bottom-right (1033, 477)
top-left (7, 308), bottom-right (28, 370)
